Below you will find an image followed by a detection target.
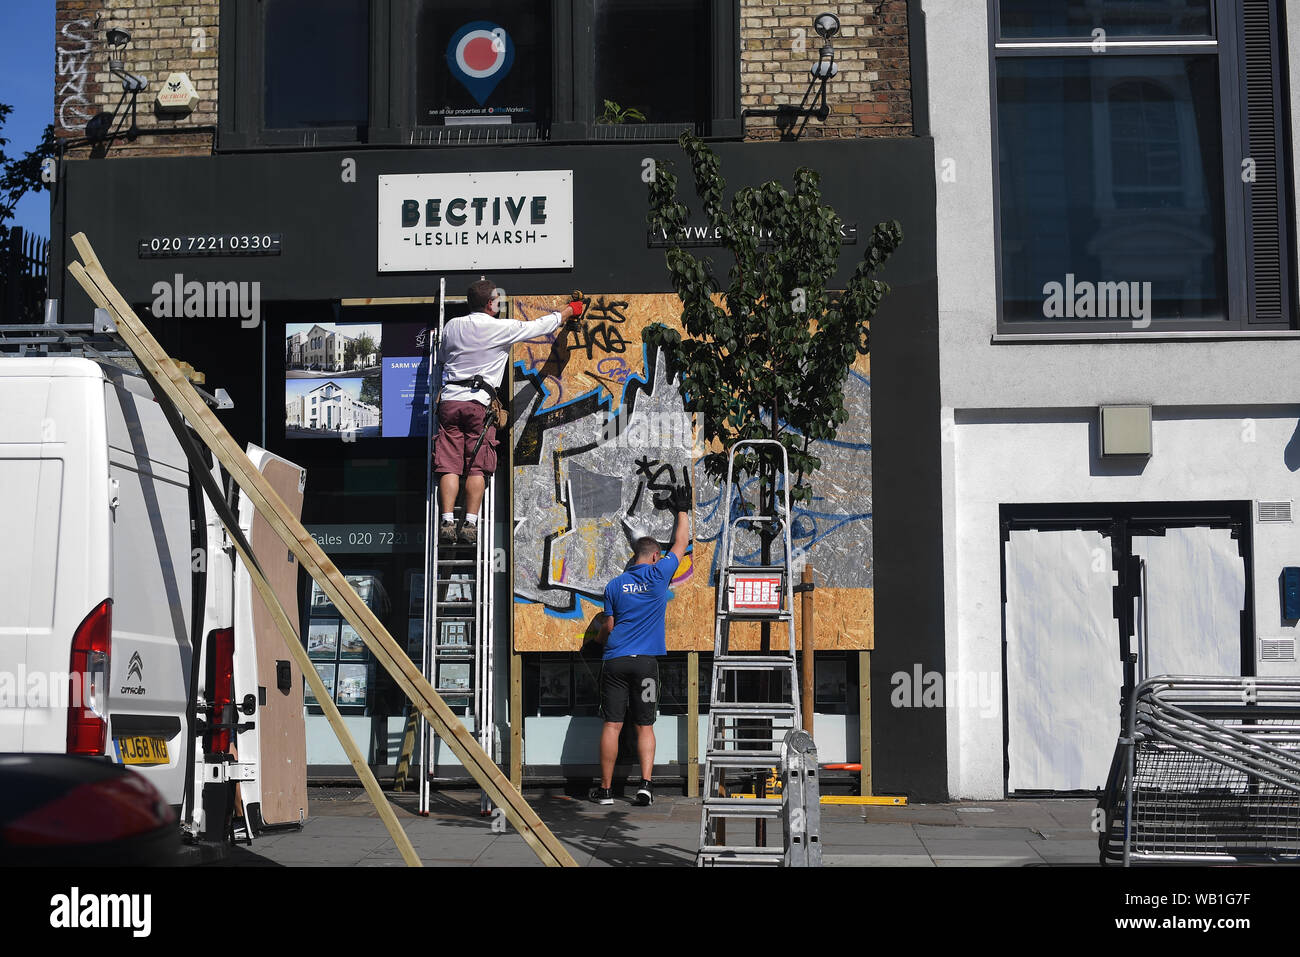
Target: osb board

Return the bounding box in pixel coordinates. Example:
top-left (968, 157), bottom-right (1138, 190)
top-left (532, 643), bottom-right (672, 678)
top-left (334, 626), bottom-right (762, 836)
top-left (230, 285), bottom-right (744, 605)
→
top-left (509, 293), bottom-right (873, 652)
top-left (249, 456), bottom-right (308, 825)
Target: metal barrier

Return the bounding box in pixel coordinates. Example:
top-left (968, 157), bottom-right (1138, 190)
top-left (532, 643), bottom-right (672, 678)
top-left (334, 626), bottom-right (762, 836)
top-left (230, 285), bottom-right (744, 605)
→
top-left (1099, 676), bottom-right (1300, 865)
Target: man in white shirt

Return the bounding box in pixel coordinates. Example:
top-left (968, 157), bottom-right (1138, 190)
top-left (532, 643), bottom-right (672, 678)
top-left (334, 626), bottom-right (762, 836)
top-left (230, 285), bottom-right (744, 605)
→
top-left (435, 279), bottom-right (584, 544)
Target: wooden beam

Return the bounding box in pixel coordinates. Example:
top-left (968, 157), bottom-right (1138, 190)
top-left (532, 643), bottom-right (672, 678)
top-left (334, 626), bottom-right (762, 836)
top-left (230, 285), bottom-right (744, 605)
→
top-left (510, 650), bottom-right (523, 790)
top-left (859, 649), bottom-right (872, 798)
top-left (69, 235), bottom-right (576, 868)
top-left (686, 651), bottom-right (699, 797)
top-left (800, 565), bottom-right (815, 733)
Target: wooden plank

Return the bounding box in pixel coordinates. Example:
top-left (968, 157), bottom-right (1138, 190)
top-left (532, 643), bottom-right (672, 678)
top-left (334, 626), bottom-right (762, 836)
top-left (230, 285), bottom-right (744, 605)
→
top-left (249, 454), bottom-right (308, 826)
top-left (393, 708), bottom-right (418, 791)
top-left (510, 650), bottom-right (523, 789)
top-left (341, 297), bottom-right (441, 306)
top-left (859, 649), bottom-right (872, 798)
top-left (801, 565), bottom-right (815, 733)
top-left (69, 236), bottom-right (576, 867)
top-left (686, 652), bottom-right (699, 797)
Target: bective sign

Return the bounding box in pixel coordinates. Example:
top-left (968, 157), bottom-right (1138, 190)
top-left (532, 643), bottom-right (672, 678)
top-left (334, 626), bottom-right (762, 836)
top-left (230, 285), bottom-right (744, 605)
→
top-left (378, 170), bottom-right (573, 272)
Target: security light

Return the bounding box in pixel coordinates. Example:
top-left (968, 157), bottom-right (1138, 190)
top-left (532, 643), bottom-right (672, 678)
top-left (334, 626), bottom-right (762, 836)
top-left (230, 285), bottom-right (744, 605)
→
top-left (813, 13), bottom-right (840, 40)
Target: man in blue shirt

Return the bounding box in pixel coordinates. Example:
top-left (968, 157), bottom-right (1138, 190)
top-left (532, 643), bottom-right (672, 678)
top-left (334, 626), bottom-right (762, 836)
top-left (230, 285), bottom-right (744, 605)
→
top-left (589, 485), bottom-right (691, 807)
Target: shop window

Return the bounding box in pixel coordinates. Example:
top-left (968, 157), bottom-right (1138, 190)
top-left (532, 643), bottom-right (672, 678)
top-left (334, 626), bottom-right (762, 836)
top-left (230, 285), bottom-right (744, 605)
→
top-left (263, 0), bottom-right (370, 135)
top-left (592, 0), bottom-right (710, 129)
top-left (991, 0), bottom-right (1293, 332)
top-left (413, 0), bottom-right (551, 131)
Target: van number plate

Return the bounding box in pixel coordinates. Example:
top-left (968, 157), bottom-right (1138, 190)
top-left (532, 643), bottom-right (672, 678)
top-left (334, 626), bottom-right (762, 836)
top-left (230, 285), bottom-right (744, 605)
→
top-left (115, 735), bottom-right (170, 766)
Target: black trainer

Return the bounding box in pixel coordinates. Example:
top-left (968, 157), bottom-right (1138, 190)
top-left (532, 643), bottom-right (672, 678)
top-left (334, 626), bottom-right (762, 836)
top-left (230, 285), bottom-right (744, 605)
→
top-left (633, 779), bottom-right (654, 806)
top-left (589, 785), bottom-right (613, 806)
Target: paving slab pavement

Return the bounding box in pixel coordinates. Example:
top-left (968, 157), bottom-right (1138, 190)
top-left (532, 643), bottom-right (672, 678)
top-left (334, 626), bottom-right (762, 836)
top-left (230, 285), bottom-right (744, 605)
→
top-left (215, 787), bottom-right (1102, 867)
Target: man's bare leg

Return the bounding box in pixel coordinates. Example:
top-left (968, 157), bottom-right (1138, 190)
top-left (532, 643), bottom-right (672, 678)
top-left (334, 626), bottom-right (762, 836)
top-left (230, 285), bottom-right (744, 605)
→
top-left (464, 473), bottom-right (486, 521)
top-left (599, 721), bottom-right (622, 789)
top-left (438, 472), bottom-right (460, 514)
top-left (636, 724), bottom-right (655, 781)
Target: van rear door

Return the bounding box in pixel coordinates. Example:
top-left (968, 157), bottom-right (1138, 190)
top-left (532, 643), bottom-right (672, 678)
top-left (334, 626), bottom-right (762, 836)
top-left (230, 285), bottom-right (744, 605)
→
top-left (102, 368), bottom-right (195, 807)
top-left (0, 358), bottom-right (110, 756)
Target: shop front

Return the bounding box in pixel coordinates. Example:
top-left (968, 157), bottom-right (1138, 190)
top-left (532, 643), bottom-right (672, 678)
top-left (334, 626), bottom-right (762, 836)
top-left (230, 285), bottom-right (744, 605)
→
top-left (52, 137), bottom-right (939, 790)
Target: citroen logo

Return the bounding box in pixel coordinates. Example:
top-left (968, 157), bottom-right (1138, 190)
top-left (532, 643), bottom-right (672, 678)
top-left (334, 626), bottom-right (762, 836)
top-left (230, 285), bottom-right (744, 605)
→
top-left (127, 652), bottom-right (144, 681)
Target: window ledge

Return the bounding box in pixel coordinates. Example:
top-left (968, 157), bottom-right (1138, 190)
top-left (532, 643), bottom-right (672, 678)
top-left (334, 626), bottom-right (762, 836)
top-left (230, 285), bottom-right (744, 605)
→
top-left (992, 330), bottom-right (1300, 344)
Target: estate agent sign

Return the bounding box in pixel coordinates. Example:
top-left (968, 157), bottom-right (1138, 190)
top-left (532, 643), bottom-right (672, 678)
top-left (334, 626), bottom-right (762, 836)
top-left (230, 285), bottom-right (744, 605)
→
top-left (378, 170), bottom-right (574, 272)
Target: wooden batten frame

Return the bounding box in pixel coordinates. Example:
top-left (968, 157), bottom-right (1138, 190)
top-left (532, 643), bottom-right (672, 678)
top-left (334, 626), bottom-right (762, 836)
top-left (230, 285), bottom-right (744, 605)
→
top-left (68, 235), bottom-right (575, 868)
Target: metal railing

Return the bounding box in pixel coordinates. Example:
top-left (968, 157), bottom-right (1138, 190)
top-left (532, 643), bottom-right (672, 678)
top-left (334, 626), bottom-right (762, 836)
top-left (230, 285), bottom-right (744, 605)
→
top-left (1099, 676), bottom-right (1300, 865)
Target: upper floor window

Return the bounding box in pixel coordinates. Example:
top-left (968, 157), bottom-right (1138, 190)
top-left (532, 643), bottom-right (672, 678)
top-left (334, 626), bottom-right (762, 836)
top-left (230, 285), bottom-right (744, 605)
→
top-left (413, 0), bottom-right (551, 130)
top-left (990, 0), bottom-right (1292, 332)
top-left (264, 0), bottom-right (370, 131)
top-left (999, 0), bottom-right (1214, 39)
top-left (220, 0), bottom-right (739, 147)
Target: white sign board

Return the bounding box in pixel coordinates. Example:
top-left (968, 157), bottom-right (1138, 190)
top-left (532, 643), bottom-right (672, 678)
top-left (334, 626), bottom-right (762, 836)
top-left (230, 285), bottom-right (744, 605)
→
top-left (156, 72), bottom-right (198, 112)
top-left (378, 171), bottom-right (573, 272)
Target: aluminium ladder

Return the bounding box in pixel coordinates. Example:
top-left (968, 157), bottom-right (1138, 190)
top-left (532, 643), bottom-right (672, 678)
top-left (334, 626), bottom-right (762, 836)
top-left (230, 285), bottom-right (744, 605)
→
top-left (417, 280), bottom-right (498, 816)
top-left (697, 439), bottom-right (815, 866)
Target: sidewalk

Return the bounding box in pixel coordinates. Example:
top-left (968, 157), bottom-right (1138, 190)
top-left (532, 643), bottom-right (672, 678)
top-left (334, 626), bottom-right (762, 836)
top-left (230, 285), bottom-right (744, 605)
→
top-left (219, 788), bottom-right (1101, 867)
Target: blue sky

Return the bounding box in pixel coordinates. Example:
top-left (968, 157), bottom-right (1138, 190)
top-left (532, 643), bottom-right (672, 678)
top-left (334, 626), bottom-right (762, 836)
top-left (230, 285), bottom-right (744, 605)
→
top-left (2, 2), bottom-right (56, 239)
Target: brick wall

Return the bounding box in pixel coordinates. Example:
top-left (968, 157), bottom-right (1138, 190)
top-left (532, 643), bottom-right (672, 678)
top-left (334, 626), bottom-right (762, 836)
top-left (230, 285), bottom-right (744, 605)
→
top-left (56, 0), bottom-right (219, 157)
top-left (54, 0), bottom-right (912, 155)
top-left (740, 0), bottom-right (911, 140)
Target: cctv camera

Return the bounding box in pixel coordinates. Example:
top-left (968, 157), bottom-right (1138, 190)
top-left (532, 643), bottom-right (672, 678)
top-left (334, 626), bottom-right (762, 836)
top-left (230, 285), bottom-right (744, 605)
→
top-left (813, 13), bottom-right (840, 39)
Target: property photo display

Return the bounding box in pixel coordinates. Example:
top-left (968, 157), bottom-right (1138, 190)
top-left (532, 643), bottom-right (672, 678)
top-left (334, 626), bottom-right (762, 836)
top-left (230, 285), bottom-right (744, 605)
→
top-left (284, 320), bottom-right (430, 439)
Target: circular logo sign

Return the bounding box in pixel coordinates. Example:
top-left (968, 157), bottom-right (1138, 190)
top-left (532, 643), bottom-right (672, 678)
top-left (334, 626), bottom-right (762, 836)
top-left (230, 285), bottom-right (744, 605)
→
top-left (446, 21), bottom-right (515, 105)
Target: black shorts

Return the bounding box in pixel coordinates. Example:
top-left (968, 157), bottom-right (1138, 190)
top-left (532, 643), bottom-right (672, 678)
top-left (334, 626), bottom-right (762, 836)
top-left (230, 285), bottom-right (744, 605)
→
top-left (600, 655), bottom-right (660, 726)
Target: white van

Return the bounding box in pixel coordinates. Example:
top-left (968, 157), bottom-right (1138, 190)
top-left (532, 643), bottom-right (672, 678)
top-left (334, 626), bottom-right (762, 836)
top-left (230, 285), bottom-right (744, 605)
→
top-left (0, 356), bottom-right (306, 848)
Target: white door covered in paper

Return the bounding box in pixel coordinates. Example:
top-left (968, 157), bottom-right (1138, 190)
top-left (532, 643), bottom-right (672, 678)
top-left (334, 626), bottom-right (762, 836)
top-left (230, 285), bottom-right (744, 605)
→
top-left (1132, 527), bottom-right (1245, 681)
top-left (1004, 528), bottom-right (1122, 792)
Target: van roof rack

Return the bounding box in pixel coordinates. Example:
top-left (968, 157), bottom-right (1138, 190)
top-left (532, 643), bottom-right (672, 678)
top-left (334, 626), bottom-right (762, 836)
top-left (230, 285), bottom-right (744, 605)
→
top-left (0, 308), bottom-right (231, 409)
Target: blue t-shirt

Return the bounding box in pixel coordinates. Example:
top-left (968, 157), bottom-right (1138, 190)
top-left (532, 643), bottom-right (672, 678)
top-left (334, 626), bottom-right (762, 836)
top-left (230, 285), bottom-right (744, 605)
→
top-left (601, 553), bottom-right (680, 659)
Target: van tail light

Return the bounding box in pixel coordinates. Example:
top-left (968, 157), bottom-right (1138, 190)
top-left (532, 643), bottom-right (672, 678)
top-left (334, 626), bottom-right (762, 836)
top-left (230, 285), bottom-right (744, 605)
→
top-left (67, 599), bottom-right (112, 756)
top-left (207, 627), bottom-right (235, 755)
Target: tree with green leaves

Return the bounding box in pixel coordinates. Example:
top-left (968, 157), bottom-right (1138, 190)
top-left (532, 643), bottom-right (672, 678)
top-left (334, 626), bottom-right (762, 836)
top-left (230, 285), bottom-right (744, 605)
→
top-left (0, 104), bottom-right (57, 242)
top-left (644, 132), bottom-right (902, 516)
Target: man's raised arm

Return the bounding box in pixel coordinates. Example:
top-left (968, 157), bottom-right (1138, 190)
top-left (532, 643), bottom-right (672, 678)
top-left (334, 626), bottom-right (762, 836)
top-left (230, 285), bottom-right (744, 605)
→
top-left (669, 479), bottom-right (692, 561)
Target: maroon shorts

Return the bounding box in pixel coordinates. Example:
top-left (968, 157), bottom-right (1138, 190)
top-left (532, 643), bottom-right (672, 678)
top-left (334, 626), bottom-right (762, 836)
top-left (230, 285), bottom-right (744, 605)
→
top-left (434, 400), bottom-right (498, 477)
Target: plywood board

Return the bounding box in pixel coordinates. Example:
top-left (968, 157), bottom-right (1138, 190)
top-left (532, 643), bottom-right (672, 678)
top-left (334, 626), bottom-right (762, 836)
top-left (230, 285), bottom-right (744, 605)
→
top-left (249, 453), bottom-right (309, 826)
top-left (509, 293), bottom-right (874, 651)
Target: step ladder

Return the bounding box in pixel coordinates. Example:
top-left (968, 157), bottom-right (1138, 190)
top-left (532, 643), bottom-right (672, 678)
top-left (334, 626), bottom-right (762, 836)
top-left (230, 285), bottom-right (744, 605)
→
top-left (417, 279), bottom-right (498, 816)
top-left (697, 439), bottom-right (816, 866)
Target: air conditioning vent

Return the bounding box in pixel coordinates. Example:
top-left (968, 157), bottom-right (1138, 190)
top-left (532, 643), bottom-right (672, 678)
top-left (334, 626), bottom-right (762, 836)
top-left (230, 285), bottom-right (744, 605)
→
top-left (1258, 501), bottom-right (1292, 523)
top-left (1260, 637), bottom-right (1296, 661)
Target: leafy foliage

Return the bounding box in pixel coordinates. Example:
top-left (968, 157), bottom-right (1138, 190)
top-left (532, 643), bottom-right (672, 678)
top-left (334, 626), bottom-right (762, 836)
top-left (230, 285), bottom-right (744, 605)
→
top-left (644, 132), bottom-right (902, 504)
top-left (0, 104), bottom-right (57, 240)
top-left (596, 99), bottom-right (647, 125)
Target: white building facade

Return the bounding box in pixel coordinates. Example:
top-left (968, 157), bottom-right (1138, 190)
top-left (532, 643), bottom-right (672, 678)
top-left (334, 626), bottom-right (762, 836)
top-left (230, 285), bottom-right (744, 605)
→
top-left (925, 0), bottom-right (1300, 798)
top-left (294, 381), bottom-right (379, 432)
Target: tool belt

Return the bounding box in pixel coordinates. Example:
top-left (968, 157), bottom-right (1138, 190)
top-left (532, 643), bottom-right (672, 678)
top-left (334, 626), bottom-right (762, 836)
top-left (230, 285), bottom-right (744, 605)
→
top-left (437, 374), bottom-right (507, 430)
